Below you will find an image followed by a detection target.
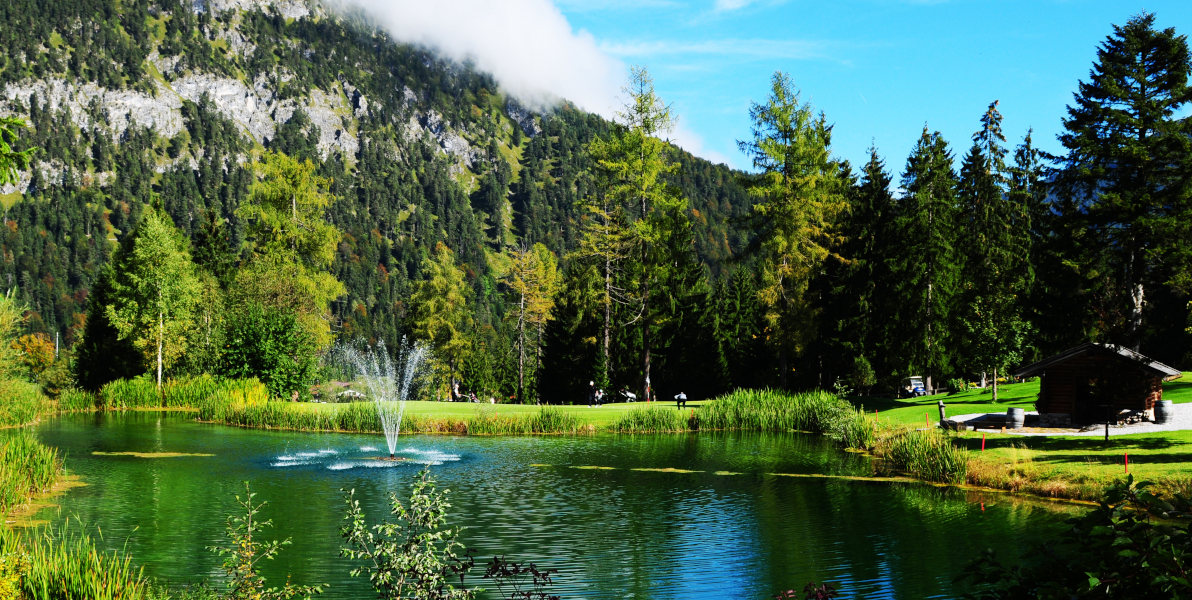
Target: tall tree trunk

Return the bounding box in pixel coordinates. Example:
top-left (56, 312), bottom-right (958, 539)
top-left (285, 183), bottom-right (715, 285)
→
top-left (517, 290), bottom-right (525, 403)
top-left (992, 366), bottom-right (999, 402)
top-left (603, 254), bottom-right (611, 387)
top-left (156, 311), bottom-right (163, 391)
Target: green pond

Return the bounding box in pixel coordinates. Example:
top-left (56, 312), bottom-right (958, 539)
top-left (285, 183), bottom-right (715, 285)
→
top-left (32, 412), bottom-right (1074, 598)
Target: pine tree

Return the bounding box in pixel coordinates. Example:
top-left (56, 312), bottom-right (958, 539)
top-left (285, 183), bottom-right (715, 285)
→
top-left (1056, 12), bottom-right (1192, 349)
top-left (738, 71), bottom-right (847, 388)
top-left (837, 147), bottom-right (898, 385)
top-left (893, 127), bottom-right (960, 390)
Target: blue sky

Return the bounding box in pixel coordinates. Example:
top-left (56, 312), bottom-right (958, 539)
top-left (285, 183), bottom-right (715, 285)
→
top-left (551, 1), bottom-right (1192, 174)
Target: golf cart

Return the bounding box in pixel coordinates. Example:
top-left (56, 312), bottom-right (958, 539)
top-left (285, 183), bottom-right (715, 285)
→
top-left (900, 376), bottom-right (927, 398)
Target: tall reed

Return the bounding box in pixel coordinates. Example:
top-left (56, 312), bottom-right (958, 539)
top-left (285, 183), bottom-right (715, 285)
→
top-left (0, 379), bottom-right (49, 427)
top-left (698, 389), bottom-right (877, 449)
top-left (0, 429), bottom-right (61, 515)
top-left (56, 388), bottom-right (98, 412)
top-left (98, 377), bottom-right (159, 409)
top-left (0, 521), bottom-right (150, 600)
top-left (875, 426), bottom-right (969, 484)
top-left (609, 407), bottom-right (688, 433)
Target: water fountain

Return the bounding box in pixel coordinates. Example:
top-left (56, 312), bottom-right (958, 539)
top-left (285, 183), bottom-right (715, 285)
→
top-left (335, 339), bottom-right (430, 458)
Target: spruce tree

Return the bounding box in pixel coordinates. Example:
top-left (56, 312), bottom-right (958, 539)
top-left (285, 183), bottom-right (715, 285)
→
top-left (1056, 12), bottom-right (1192, 349)
top-left (956, 101), bottom-right (1031, 396)
top-left (893, 127), bottom-right (960, 390)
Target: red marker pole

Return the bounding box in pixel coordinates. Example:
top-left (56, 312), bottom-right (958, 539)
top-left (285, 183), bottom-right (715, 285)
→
top-left (926, 412), bottom-right (930, 428)
top-left (1125, 452), bottom-right (1129, 474)
top-left (981, 433), bottom-right (986, 451)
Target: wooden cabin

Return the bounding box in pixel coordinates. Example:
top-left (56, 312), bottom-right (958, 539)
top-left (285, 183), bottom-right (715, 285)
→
top-left (1013, 343), bottom-right (1182, 426)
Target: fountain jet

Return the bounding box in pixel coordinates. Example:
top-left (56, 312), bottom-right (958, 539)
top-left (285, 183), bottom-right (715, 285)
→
top-left (337, 339), bottom-right (429, 458)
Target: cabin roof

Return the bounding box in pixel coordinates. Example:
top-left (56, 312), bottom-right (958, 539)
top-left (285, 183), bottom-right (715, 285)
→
top-left (1013, 343), bottom-right (1182, 380)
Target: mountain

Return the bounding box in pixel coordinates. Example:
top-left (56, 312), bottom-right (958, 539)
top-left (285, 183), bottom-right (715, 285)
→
top-left (0, 0), bottom-right (754, 396)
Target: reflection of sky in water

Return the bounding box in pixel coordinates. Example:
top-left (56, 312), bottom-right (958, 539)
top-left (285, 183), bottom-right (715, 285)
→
top-left (34, 412), bottom-right (1072, 600)
top-left (269, 445), bottom-right (462, 469)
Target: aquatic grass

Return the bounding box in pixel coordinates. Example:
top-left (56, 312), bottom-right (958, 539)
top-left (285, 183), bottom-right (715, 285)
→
top-left (99, 377), bottom-right (160, 409)
top-left (0, 429), bottom-right (61, 515)
top-left (609, 407), bottom-right (688, 433)
top-left (202, 401), bottom-right (586, 436)
top-left (525, 406), bottom-right (583, 434)
top-left (699, 389), bottom-right (876, 448)
top-left (0, 378), bottom-right (50, 427)
top-left (875, 427), bottom-right (968, 484)
top-left (0, 521), bottom-right (150, 600)
top-left (56, 388), bottom-right (98, 412)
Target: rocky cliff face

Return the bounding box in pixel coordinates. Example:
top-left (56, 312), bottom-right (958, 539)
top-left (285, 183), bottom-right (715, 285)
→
top-left (0, 0), bottom-right (529, 193)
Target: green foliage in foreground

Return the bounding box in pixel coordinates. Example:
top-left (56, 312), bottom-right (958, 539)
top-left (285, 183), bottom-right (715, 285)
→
top-left (208, 483), bottom-right (323, 600)
top-left (0, 429), bottom-right (60, 515)
top-left (962, 476), bottom-right (1192, 599)
top-left (341, 467), bottom-right (473, 600)
top-left (0, 520), bottom-right (150, 600)
top-left (0, 379), bottom-right (48, 427)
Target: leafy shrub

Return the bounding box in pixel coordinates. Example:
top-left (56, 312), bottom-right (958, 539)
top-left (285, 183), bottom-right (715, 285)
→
top-left (961, 476), bottom-right (1192, 599)
top-left (341, 467), bottom-right (474, 600)
top-left (208, 483), bottom-right (323, 600)
top-left (945, 378), bottom-right (970, 394)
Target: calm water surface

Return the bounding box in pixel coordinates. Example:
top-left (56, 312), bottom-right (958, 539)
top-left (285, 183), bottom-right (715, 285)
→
top-left (34, 412), bottom-right (1071, 599)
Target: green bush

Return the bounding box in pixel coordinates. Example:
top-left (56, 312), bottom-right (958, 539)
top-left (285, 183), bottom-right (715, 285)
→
top-left (945, 377), bottom-right (971, 394)
top-left (961, 476), bottom-right (1192, 598)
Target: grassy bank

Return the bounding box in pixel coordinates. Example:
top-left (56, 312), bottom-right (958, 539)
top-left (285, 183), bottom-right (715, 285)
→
top-left (850, 373), bottom-right (1192, 500)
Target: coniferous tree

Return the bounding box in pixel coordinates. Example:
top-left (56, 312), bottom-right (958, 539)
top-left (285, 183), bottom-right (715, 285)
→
top-left (585, 66), bottom-right (685, 400)
top-left (738, 71), bottom-right (847, 388)
top-left (1056, 12), bottom-right (1192, 350)
top-left (893, 127), bottom-right (960, 390)
top-left (835, 148), bottom-right (899, 387)
top-left (956, 101), bottom-right (1031, 397)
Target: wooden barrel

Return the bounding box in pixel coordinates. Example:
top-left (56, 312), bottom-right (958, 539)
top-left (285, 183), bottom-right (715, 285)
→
top-left (1154, 400), bottom-right (1174, 425)
top-left (1007, 407), bottom-right (1025, 429)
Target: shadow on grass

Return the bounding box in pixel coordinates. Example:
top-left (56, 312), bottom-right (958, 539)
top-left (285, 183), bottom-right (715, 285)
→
top-left (1032, 452), bottom-right (1192, 465)
top-left (958, 435), bottom-right (1183, 453)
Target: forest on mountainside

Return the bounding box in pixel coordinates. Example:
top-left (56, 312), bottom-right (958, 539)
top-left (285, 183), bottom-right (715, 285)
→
top-left (1, 1), bottom-right (1189, 402)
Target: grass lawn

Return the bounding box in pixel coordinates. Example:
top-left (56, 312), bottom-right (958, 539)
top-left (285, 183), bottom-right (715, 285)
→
top-left (847, 373), bottom-right (1192, 494)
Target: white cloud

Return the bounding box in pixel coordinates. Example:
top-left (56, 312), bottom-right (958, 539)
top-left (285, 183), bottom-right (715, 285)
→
top-left (335, 0), bottom-right (624, 116)
top-left (668, 122), bottom-right (733, 166)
